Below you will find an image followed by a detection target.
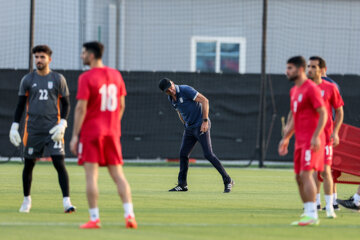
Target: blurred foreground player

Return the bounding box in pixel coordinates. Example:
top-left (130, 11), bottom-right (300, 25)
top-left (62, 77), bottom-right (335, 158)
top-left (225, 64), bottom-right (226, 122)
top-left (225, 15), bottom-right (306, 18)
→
top-left (159, 78), bottom-right (233, 193)
top-left (307, 56), bottom-right (344, 218)
top-left (9, 45), bottom-right (75, 213)
top-left (70, 41), bottom-right (136, 229)
top-left (279, 56), bottom-right (327, 226)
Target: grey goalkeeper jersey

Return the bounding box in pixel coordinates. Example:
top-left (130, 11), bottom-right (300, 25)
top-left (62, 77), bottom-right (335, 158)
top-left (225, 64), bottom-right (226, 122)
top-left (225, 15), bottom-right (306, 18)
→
top-left (18, 71), bottom-right (69, 133)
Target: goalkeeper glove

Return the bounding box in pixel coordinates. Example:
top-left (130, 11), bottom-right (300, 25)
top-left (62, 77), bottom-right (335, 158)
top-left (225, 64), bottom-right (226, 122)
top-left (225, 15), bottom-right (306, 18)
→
top-left (9, 122), bottom-right (21, 147)
top-left (49, 119), bottom-right (67, 142)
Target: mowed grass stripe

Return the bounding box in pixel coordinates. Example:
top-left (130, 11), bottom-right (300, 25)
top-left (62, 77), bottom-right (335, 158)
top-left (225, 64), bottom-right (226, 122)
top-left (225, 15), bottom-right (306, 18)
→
top-left (1, 164), bottom-right (360, 240)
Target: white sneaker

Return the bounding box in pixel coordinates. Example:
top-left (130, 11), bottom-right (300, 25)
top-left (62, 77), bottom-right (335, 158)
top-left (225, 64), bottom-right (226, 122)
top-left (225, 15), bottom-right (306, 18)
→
top-left (64, 205), bottom-right (76, 213)
top-left (326, 208), bottom-right (336, 218)
top-left (19, 201), bottom-right (31, 213)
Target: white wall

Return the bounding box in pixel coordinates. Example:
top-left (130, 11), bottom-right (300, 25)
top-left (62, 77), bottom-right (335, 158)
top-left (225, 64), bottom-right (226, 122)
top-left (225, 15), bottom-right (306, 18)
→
top-left (0, 0), bottom-right (30, 69)
top-left (0, 0), bottom-right (359, 74)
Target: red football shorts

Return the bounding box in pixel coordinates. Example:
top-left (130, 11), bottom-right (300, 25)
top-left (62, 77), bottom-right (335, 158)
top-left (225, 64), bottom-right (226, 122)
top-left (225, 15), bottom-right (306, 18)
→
top-left (78, 135), bottom-right (123, 166)
top-left (294, 144), bottom-right (324, 175)
top-left (324, 144), bottom-right (333, 166)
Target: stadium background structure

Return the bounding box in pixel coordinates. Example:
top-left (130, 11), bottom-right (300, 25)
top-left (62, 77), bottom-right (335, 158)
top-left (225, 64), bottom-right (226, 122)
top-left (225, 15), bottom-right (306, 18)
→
top-left (1, 0), bottom-right (360, 166)
top-left (1, 70), bottom-right (359, 163)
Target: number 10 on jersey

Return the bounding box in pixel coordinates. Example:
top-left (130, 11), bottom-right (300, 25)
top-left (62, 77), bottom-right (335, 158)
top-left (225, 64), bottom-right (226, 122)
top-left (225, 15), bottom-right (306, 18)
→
top-left (99, 84), bottom-right (118, 111)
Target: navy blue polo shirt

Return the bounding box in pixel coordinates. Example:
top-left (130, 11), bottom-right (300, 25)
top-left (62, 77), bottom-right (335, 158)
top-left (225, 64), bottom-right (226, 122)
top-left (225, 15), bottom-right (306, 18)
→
top-left (168, 85), bottom-right (203, 129)
top-left (322, 76), bottom-right (341, 95)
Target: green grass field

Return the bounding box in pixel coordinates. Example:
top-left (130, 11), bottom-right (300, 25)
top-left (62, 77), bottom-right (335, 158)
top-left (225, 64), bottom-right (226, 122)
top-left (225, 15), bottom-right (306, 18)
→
top-left (1, 162), bottom-right (360, 240)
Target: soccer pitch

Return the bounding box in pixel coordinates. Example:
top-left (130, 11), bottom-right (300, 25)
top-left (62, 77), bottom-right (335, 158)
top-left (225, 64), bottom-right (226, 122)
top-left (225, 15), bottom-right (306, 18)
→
top-left (1, 163), bottom-right (359, 240)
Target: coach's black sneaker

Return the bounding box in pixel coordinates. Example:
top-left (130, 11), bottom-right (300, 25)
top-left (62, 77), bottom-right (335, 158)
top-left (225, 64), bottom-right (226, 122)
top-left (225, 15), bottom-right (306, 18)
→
top-left (337, 198), bottom-right (360, 211)
top-left (346, 196), bottom-right (354, 201)
top-left (169, 185), bottom-right (188, 192)
top-left (224, 179), bottom-right (234, 193)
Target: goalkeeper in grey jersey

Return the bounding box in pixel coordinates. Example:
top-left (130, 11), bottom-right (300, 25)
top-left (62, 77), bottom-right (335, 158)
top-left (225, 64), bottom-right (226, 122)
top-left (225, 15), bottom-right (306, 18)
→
top-left (9, 45), bottom-right (75, 213)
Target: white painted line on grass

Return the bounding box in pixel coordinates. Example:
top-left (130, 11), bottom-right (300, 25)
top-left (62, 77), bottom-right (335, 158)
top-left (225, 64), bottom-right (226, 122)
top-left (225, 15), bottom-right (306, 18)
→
top-left (0, 157), bottom-right (293, 167)
top-left (1, 221), bottom-right (359, 228)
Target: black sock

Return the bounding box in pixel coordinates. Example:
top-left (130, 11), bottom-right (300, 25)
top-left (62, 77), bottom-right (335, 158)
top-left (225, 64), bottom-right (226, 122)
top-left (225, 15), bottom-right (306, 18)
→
top-left (51, 155), bottom-right (70, 197)
top-left (22, 158), bottom-right (36, 196)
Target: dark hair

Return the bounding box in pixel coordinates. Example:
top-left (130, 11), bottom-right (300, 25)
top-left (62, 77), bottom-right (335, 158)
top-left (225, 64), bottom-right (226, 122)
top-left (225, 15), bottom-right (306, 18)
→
top-left (32, 45), bottom-right (52, 56)
top-left (287, 56), bottom-right (306, 69)
top-left (309, 56), bottom-right (326, 69)
top-left (82, 41), bottom-right (104, 59)
top-left (158, 78), bottom-right (172, 92)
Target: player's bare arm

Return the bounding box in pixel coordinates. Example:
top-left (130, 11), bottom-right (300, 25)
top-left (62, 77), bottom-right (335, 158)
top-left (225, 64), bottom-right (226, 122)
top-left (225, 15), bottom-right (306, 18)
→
top-left (119, 96), bottom-right (125, 121)
top-left (176, 110), bottom-right (185, 125)
top-left (194, 93), bottom-right (209, 133)
top-left (278, 113), bottom-right (294, 156)
top-left (70, 100), bottom-right (88, 155)
top-left (283, 111), bottom-right (294, 138)
top-left (331, 106), bottom-right (344, 147)
top-left (310, 106), bottom-right (327, 151)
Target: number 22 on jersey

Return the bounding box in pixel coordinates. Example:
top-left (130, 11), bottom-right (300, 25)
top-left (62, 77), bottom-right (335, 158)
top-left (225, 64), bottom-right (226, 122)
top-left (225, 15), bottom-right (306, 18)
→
top-left (39, 89), bottom-right (48, 100)
top-left (99, 84), bottom-right (118, 111)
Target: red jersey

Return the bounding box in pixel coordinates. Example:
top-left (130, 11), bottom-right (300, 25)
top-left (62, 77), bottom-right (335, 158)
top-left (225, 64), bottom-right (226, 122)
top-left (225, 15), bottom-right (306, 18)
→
top-left (290, 80), bottom-right (325, 148)
top-left (77, 66), bottom-right (127, 138)
top-left (317, 80), bottom-right (344, 143)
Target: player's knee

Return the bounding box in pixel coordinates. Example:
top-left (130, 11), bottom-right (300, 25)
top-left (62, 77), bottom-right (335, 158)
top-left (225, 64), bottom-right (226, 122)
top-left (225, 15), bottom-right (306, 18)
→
top-left (23, 159), bottom-right (36, 172)
top-left (299, 171), bottom-right (313, 184)
top-left (51, 156), bottom-right (66, 169)
top-left (53, 161), bottom-right (66, 172)
top-left (204, 152), bottom-right (215, 160)
top-left (321, 170), bottom-right (331, 180)
top-left (179, 151), bottom-right (189, 159)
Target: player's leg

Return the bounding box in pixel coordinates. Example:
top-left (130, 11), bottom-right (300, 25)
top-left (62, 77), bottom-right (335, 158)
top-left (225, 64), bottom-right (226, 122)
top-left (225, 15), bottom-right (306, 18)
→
top-left (300, 146), bottom-right (325, 223)
top-left (51, 155), bottom-right (75, 213)
top-left (80, 162), bottom-right (101, 229)
top-left (333, 183), bottom-right (339, 209)
top-left (197, 127), bottom-right (233, 193)
top-left (299, 170), bottom-right (319, 222)
top-left (321, 144), bottom-right (336, 217)
top-left (48, 136), bottom-right (75, 213)
top-left (107, 165), bottom-right (132, 203)
top-left (294, 149), bottom-right (306, 204)
top-left (321, 164), bottom-right (336, 217)
top-left (313, 171), bottom-right (322, 209)
top-left (355, 186), bottom-right (360, 204)
top-left (291, 148), bottom-right (321, 226)
top-left (20, 133), bottom-right (44, 213)
top-left (171, 129), bottom-right (197, 191)
top-left (107, 164), bottom-right (137, 228)
top-left (295, 174), bottom-right (306, 203)
top-left (85, 162), bottom-right (99, 210)
top-left (103, 136), bottom-right (136, 228)
top-left (19, 158), bottom-right (36, 213)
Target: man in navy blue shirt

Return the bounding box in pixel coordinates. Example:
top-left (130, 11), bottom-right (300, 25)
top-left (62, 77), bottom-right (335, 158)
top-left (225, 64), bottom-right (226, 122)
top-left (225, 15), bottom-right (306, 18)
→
top-left (321, 62), bottom-right (341, 93)
top-left (159, 78), bottom-right (234, 193)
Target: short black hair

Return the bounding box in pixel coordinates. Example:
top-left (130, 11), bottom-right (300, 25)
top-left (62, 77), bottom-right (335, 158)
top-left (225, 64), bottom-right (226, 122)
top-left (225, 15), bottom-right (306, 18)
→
top-left (309, 56), bottom-right (326, 69)
top-left (32, 45), bottom-right (52, 57)
top-left (287, 56), bottom-right (306, 69)
top-left (158, 78), bottom-right (172, 92)
top-left (82, 41), bottom-right (104, 59)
